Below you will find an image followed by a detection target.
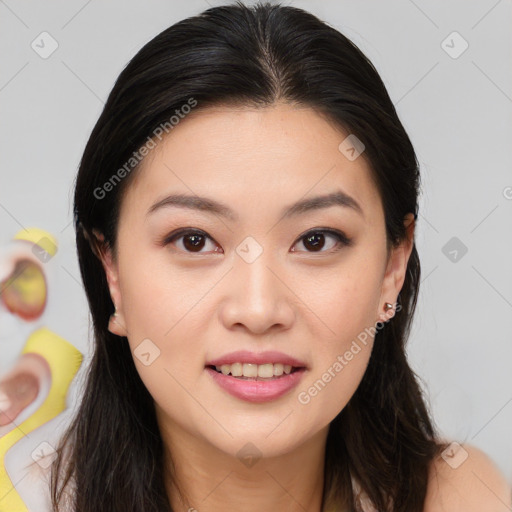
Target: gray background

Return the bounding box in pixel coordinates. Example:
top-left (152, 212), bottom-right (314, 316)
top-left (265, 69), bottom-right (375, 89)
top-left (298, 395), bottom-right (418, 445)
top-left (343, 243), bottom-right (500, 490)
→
top-left (1, 0), bottom-right (511, 508)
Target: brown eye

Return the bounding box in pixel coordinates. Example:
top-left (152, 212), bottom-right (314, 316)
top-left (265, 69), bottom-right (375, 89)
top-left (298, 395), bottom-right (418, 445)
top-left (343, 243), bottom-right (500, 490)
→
top-left (291, 229), bottom-right (351, 253)
top-left (162, 228), bottom-right (351, 255)
top-left (164, 229), bottom-right (222, 254)
top-left (183, 233), bottom-right (207, 252)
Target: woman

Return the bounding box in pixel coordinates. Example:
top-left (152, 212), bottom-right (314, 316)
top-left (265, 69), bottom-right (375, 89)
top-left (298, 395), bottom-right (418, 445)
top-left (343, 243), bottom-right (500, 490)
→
top-left (50, 2), bottom-right (511, 511)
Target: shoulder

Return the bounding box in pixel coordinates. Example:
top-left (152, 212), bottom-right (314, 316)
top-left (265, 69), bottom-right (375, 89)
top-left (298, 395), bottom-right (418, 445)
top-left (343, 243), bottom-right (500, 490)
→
top-left (424, 441), bottom-right (512, 512)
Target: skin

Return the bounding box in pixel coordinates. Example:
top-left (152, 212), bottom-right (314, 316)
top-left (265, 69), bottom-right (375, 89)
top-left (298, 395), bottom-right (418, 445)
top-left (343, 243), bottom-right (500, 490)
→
top-left (425, 445), bottom-right (511, 512)
top-left (96, 103), bottom-right (511, 511)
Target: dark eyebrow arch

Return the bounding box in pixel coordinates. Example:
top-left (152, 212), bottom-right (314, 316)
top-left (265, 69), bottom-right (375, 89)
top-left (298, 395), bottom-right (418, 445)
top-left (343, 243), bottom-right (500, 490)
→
top-left (281, 190), bottom-right (364, 220)
top-left (146, 189), bottom-right (364, 221)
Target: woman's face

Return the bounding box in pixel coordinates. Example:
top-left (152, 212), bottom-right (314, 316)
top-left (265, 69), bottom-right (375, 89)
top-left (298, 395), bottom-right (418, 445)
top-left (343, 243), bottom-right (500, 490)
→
top-left (101, 103), bottom-right (412, 460)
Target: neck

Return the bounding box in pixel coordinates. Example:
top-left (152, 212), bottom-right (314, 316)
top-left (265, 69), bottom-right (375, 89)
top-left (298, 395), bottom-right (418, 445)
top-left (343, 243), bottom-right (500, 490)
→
top-left (158, 416), bottom-right (329, 512)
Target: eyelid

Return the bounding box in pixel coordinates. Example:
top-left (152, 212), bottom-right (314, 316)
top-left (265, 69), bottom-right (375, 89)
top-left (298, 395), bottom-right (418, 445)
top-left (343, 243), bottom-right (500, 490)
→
top-left (160, 227), bottom-right (352, 254)
top-left (160, 228), bottom-right (210, 246)
top-left (294, 227), bottom-right (353, 249)
top-left (160, 228), bottom-right (221, 253)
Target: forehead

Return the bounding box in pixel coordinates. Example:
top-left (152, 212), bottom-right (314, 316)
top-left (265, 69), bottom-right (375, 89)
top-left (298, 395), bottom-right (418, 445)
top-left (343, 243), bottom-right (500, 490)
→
top-left (122, 103), bottom-right (382, 224)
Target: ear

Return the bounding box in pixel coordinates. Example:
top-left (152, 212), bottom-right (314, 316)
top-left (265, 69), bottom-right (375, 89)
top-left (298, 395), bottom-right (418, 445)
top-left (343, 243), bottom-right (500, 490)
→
top-left (377, 213), bottom-right (416, 322)
top-left (92, 230), bottom-right (128, 337)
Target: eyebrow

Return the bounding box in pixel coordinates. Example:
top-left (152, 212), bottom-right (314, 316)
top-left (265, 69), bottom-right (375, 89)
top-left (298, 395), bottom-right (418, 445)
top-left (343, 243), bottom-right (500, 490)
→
top-left (146, 189), bottom-right (364, 221)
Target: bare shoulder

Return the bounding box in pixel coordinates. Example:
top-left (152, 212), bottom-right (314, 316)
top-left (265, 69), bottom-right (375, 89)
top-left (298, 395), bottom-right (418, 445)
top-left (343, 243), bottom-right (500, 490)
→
top-left (424, 441), bottom-right (512, 512)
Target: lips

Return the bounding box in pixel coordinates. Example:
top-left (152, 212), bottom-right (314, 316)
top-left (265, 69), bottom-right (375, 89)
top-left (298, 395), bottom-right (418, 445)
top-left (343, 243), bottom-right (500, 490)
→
top-left (205, 365), bottom-right (306, 403)
top-left (205, 350), bottom-right (308, 369)
top-left (204, 350), bottom-right (307, 402)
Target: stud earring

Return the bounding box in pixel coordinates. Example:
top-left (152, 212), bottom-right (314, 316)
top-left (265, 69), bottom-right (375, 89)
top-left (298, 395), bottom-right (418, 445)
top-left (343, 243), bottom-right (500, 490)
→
top-left (384, 302), bottom-right (393, 311)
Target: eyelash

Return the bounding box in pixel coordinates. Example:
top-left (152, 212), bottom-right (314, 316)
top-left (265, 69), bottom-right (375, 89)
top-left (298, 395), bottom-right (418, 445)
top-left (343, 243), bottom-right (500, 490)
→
top-left (160, 228), bottom-right (352, 254)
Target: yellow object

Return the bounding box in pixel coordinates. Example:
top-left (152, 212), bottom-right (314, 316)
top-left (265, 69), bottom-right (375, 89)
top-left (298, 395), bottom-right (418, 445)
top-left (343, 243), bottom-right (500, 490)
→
top-left (0, 328), bottom-right (83, 511)
top-left (1, 261), bottom-right (47, 320)
top-left (13, 228), bottom-right (58, 258)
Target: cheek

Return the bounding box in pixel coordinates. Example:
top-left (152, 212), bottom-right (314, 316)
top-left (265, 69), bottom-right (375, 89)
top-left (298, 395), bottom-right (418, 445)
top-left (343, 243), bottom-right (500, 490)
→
top-left (308, 256), bottom-right (383, 343)
top-left (295, 256), bottom-right (383, 413)
top-left (117, 248), bottom-right (193, 339)
top-left (297, 347), bottom-right (372, 419)
top-left (116, 252), bottom-right (210, 389)
top-left (296, 310), bottom-right (375, 425)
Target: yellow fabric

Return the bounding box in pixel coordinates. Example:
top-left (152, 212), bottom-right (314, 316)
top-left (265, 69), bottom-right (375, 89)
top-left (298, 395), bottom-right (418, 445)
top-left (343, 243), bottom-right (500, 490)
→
top-left (13, 228), bottom-right (58, 257)
top-left (0, 327), bottom-right (82, 511)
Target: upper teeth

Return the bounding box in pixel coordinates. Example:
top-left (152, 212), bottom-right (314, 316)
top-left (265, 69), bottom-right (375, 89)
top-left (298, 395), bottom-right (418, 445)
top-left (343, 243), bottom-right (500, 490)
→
top-left (215, 363), bottom-right (293, 378)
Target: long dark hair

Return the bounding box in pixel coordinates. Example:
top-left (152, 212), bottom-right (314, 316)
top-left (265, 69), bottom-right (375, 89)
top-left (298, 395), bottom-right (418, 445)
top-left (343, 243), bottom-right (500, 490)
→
top-left (51, 2), bottom-right (444, 510)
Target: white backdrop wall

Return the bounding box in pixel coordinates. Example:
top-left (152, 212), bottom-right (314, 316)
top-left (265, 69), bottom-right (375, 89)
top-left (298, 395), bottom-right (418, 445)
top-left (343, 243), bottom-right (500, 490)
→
top-left (1, 0), bottom-right (511, 507)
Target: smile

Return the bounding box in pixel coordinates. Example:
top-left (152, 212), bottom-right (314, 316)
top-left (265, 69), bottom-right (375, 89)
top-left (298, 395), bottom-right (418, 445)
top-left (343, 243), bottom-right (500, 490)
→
top-left (211, 362), bottom-right (298, 379)
top-left (205, 365), bottom-right (306, 402)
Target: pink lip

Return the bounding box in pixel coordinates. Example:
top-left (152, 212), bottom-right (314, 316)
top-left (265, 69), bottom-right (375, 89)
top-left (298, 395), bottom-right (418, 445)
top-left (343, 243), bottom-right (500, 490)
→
top-left (205, 350), bottom-right (307, 368)
top-left (205, 366), bottom-right (306, 403)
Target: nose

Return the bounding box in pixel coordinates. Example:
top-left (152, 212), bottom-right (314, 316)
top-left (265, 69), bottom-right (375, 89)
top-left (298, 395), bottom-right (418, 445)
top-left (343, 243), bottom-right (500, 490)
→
top-left (218, 248), bottom-right (295, 335)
